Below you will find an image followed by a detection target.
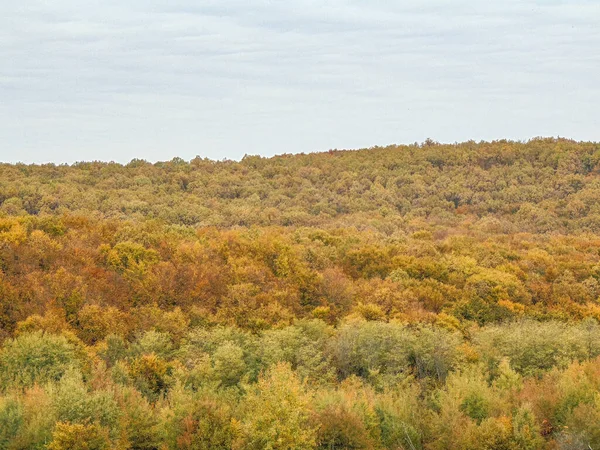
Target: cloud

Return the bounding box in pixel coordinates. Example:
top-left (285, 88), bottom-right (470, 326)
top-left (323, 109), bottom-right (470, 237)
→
top-left (0, 0), bottom-right (599, 163)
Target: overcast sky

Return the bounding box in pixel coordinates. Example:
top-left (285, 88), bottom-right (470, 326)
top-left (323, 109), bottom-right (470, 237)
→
top-left (1, 0), bottom-right (599, 164)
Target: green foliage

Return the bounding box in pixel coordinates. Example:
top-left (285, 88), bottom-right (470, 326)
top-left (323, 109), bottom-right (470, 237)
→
top-left (0, 332), bottom-right (84, 390)
top-left (9, 386), bottom-right (57, 449)
top-left (234, 363), bottom-right (317, 450)
top-left (409, 326), bottom-right (463, 382)
top-left (315, 404), bottom-right (377, 449)
top-left (375, 386), bottom-right (424, 450)
top-left (328, 320), bottom-right (413, 382)
top-left (257, 321), bottom-right (334, 385)
top-left (115, 386), bottom-right (164, 449)
top-left (47, 422), bottom-right (111, 450)
top-left (211, 341), bottom-right (247, 388)
top-left (512, 406), bottom-right (543, 450)
top-left (460, 392), bottom-right (490, 424)
top-left (97, 334), bottom-right (128, 368)
top-left (103, 242), bottom-right (159, 276)
top-left (314, 380), bottom-right (381, 450)
top-left (129, 354), bottom-right (173, 402)
top-left (48, 369), bottom-right (119, 434)
top-left (474, 320), bottom-right (600, 377)
top-left (132, 330), bottom-right (174, 360)
top-left (165, 387), bottom-right (236, 450)
top-left (0, 397), bottom-right (23, 448)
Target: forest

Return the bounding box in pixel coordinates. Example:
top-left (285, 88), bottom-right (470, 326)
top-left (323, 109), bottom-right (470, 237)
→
top-left (1, 138), bottom-right (600, 449)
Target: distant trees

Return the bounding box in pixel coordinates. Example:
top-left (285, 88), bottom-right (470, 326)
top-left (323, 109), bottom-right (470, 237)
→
top-left (0, 139), bottom-right (599, 232)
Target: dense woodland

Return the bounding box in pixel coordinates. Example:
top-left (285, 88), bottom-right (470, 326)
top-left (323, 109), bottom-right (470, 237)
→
top-left (2, 138), bottom-right (600, 448)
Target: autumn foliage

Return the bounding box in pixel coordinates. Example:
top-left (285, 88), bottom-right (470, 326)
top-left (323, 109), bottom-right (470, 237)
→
top-left (1, 138), bottom-right (600, 448)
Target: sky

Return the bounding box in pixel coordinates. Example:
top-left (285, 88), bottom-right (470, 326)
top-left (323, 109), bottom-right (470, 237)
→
top-left (1, 0), bottom-right (599, 164)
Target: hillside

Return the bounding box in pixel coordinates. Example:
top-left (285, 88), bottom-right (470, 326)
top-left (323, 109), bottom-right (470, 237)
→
top-left (3, 137), bottom-right (600, 232)
top-left (2, 138), bottom-right (600, 448)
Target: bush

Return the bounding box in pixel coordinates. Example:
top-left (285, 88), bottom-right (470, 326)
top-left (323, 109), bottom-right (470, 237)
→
top-left (0, 332), bottom-right (84, 390)
top-left (47, 422), bottom-right (111, 450)
top-left (234, 363), bottom-right (316, 449)
top-left (409, 326), bottom-right (462, 382)
top-left (131, 330), bottom-right (174, 360)
top-left (328, 320), bottom-right (413, 382)
top-left (474, 320), bottom-right (599, 377)
top-left (49, 369), bottom-right (119, 433)
top-left (165, 387), bottom-right (236, 450)
top-left (129, 354), bottom-right (173, 402)
top-left (115, 386), bottom-right (164, 449)
top-left (0, 397), bottom-right (23, 448)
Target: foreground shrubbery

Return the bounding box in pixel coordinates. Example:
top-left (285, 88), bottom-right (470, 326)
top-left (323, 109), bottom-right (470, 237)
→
top-left (1, 319), bottom-right (600, 449)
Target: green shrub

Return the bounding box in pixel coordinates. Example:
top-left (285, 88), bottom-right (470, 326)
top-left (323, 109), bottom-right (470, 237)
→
top-left (0, 332), bottom-right (84, 390)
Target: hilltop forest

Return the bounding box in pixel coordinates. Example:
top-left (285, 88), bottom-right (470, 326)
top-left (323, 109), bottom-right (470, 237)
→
top-left (2, 138), bottom-right (600, 449)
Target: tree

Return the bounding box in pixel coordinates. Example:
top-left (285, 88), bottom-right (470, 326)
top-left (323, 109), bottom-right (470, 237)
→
top-left (47, 422), bottom-right (111, 450)
top-left (0, 331), bottom-right (84, 390)
top-left (234, 363), bottom-right (317, 450)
